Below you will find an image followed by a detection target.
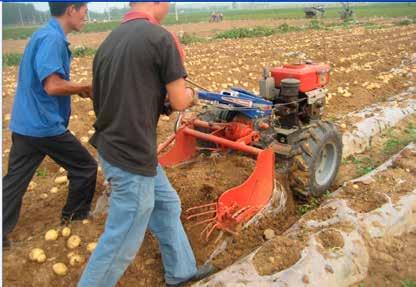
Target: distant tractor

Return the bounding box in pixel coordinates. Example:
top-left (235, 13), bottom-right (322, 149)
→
top-left (304, 6), bottom-right (325, 18)
top-left (339, 2), bottom-right (354, 20)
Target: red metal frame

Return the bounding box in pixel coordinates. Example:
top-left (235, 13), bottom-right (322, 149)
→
top-left (158, 118), bottom-right (275, 240)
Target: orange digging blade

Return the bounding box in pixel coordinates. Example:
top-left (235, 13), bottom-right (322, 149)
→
top-left (217, 149), bottom-right (275, 226)
top-left (158, 127), bottom-right (197, 167)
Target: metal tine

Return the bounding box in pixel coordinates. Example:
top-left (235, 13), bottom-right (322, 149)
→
top-left (189, 217), bottom-right (216, 228)
top-left (231, 206), bottom-right (252, 219)
top-left (214, 231), bottom-right (224, 244)
top-left (205, 222), bottom-right (220, 240)
top-left (234, 206), bottom-right (258, 222)
top-left (222, 226), bottom-right (239, 236)
top-left (186, 209), bottom-right (217, 220)
top-left (200, 222), bottom-right (215, 239)
top-left (185, 202), bottom-right (217, 213)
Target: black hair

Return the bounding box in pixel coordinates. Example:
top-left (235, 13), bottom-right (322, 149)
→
top-left (49, 2), bottom-right (87, 17)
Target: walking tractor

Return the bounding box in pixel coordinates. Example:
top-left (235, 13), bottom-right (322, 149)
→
top-left (158, 62), bottom-right (342, 240)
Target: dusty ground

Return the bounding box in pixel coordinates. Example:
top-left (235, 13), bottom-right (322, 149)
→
top-left (2, 18), bottom-right (416, 287)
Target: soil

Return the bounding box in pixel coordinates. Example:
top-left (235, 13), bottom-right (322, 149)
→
top-left (393, 148), bottom-right (416, 174)
top-left (337, 182), bottom-right (388, 213)
top-left (252, 236), bottom-right (304, 276)
top-left (336, 146), bottom-right (416, 212)
top-left (2, 17), bottom-right (416, 287)
top-left (317, 229), bottom-right (345, 250)
top-left (304, 206), bottom-right (337, 222)
top-left (351, 230), bottom-right (416, 287)
top-left (2, 18), bottom-right (373, 54)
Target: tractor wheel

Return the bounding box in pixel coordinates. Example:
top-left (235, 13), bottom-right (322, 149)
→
top-left (290, 121), bottom-right (342, 197)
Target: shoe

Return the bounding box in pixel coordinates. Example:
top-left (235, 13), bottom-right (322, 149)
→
top-left (165, 263), bottom-right (218, 287)
top-left (61, 211), bottom-right (91, 225)
top-left (3, 237), bottom-right (12, 250)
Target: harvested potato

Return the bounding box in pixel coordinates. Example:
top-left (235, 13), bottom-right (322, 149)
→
top-left (54, 176), bottom-right (68, 185)
top-left (52, 263), bottom-right (68, 276)
top-left (69, 254), bottom-right (85, 266)
top-left (50, 187), bottom-right (59, 194)
top-left (160, 115), bottom-right (170, 121)
top-left (67, 235), bottom-right (81, 249)
top-left (45, 229), bottom-right (59, 241)
top-left (67, 251), bottom-right (76, 259)
top-left (29, 248), bottom-right (46, 263)
top-left (86, 242), bottom-right (97, 253)
top-left (36, 253), bottom-right (47, 263)
top-left (61, 227), bottom-right (71, 238)
top-left (28, 181), bottom-right (37, 191)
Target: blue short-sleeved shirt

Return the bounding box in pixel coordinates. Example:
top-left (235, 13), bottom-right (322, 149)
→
top-left (9, 18), bottom-right (72, 137)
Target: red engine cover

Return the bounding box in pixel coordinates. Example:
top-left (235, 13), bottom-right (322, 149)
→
top-left (271, 63), bottom-right (330, 93)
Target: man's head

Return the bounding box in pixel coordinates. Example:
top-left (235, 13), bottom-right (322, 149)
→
top-left (130, 2), bottom-right (170, 23)
top-left (49, 2), bottom-right (88, 32)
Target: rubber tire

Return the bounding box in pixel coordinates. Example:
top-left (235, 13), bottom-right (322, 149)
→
top-left (289, 121), bottom-right (342, 197)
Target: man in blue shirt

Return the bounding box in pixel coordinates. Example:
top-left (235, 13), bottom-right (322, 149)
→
top-left (3, 2), bottom-right (97, 249)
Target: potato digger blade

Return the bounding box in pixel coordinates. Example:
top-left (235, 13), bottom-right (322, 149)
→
top-left (185, 149), bottom-right (275, 240)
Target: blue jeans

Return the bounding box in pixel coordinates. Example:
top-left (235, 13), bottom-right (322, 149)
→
top-left (78, 155), bottom-right (197, 287)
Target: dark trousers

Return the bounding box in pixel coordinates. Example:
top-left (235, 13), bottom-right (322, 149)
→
top-left (2, 131), bottom-right (97, 238)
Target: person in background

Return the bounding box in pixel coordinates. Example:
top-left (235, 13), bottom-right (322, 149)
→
top-left (3, 2), bottom-right (97, 249)
top-left (78, 2), bottom-right (215, 287)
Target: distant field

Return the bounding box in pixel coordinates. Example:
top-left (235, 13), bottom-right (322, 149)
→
top-left (3, 3), bottom-right (416, 40)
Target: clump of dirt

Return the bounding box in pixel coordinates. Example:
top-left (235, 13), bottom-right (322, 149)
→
top-left (304, 206), bottom-right (337, 222)
top-left (317, 229), bottom-right (344, 250)
top-left (337, 182), bottom-right (388, 213)
top-left (253, 236), bottom-right (304, 276)
top-left (167, 154), bottom-right (256, 210)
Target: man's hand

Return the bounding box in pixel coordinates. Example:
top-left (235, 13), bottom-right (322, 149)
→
top-left (78, 85), bottom-right (93, 99)
top-left (185, 87), bottom-right (199, 107)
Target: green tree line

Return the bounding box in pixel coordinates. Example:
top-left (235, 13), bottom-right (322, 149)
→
top-left (3, 3), bottom-right (49, 26)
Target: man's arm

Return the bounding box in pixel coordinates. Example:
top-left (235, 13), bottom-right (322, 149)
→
top-left (43, 73), bottom-right (92, 98)
top-left (166, 78), bottom-right (195, 111)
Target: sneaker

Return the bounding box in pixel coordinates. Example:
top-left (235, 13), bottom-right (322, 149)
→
top-left (165, 263), bottom-right (218, 287)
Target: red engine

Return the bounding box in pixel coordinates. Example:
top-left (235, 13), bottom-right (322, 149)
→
top-left (271, 63), bottom-right (330, 93)
top-left (258, 62), bottom-right (330, 129)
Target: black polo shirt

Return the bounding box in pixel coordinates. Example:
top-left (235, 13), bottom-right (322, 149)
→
top-left (90, 19), bottom-right (186, 176)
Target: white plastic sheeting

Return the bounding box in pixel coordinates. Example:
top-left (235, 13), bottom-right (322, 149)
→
top-left (340, 89), bottom-right (416, 157)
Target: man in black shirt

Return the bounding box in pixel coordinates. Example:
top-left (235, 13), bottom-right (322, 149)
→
top-left (78, 2), bottom-right (214, 287)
